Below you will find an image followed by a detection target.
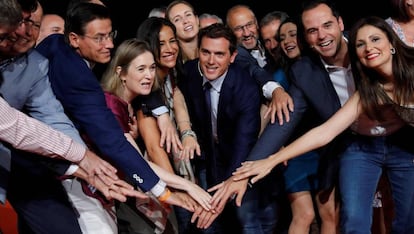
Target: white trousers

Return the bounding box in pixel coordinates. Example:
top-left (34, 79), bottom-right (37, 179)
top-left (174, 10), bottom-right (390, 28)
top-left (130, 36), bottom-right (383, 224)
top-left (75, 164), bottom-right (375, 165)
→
top-left (62, 178), bottom-right (117, 234)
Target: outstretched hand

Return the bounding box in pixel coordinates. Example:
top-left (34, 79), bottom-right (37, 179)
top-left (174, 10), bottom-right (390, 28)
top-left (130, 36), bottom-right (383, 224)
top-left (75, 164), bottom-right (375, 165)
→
top-left (93, 176), bottom-right (148, 202)
top-left (162, 189), bottom-right (197, 212)
top-left (184, 180), bottom-right (212, 211)
top-left (207, 177), bottom-right (249, 211)
top-left (232, 159), bottom-right (274, 184)
top-left (191, 205), bottom-right (220, 229)
top-left (78, 150), bottom-right (118, 186)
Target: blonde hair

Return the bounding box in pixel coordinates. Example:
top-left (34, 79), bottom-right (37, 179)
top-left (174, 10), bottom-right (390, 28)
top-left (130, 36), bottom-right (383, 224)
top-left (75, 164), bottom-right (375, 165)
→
top-left (101, 38), bottom-right (159, 98)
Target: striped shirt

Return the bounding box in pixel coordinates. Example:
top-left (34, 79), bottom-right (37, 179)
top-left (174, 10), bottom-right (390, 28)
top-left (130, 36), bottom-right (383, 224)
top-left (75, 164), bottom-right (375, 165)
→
top-left (0, 97), bottom-right (85, 162)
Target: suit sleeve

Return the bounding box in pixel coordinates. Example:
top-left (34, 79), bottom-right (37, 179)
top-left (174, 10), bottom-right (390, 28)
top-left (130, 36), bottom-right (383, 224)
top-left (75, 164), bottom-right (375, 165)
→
top-left (234, 47), bottom-right (273, 88)
top-left (36, 36), bottom-right (160, 191)
top-left (246, 71), bottom-right (309, 161)
top-left (225, 78), bottom-right (261, 178)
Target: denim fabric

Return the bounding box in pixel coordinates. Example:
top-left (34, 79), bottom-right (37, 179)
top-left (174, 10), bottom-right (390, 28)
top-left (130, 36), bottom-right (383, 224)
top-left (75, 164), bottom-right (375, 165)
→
top-left (236, 188), bottom-right (278, 234)
top-left (339, 136), bottom-right (414, 234)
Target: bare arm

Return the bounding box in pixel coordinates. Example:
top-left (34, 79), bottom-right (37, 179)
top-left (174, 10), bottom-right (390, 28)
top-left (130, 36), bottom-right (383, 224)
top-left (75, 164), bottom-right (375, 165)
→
top-left (173, 87), bottom-right (201, 160)
top-left (127, 120), bottom-right (212, 211)
top-left (233, 92), bottom-right (362, 183)
top-left (137, 110), bottom-right (176, 173)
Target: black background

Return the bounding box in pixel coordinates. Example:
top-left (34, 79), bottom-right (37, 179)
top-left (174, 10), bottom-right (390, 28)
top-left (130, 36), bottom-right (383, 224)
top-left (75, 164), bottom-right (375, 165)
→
top-left (38, 0), bottom-right (390, 44)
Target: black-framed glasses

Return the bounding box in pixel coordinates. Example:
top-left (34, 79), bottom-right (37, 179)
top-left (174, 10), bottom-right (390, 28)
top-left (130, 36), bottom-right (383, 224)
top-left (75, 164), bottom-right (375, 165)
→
top-left (82, 30), bottom-right (117, 45)
top-left (233, 21), bottom-right (256, 33)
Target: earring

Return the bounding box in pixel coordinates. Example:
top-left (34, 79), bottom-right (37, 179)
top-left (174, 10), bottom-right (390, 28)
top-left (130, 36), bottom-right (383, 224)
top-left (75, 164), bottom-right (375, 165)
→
top-left (390, 48), bottom-right (396, 54)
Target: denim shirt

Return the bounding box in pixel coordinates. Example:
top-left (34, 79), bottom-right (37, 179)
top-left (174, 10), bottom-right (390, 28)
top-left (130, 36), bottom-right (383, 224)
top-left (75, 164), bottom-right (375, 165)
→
top-left (0, 49), bottom-right (84, 177)
top-left (0, 49), bottom-right (84, 145)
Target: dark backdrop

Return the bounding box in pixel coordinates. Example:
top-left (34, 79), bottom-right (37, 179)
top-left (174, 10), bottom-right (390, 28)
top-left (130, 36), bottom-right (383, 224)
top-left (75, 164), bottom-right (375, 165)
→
top-left (39, 0), bottom-right (390, 44)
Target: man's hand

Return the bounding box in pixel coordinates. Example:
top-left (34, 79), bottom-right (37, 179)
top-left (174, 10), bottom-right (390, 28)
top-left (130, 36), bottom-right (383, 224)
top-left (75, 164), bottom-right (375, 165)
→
top-left (208, 177), bottom-right (249, 211)
top-left (157, 113), bottom-right (183, 153)
top-left (77, 150), bottom-right (118, 186)
top-left (265, 87), bottom-right (294, 125)
top-left (93, 176), bottom-right (148, 202)
top-left (73, 166), bottom-right (148, 203)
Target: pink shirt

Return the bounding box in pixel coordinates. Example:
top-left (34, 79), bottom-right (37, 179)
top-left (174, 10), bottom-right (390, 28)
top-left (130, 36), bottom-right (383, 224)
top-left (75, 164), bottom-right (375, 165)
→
top-left (0, 97), bottom-right (85, 162)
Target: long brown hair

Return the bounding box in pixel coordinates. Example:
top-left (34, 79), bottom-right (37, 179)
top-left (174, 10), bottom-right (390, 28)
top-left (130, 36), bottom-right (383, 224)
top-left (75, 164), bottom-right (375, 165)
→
top-left (348, 16), bottom-right (414, 119)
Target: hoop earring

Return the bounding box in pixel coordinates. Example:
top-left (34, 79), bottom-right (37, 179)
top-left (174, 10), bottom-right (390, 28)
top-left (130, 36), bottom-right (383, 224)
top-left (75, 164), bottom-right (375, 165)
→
top-left (390, 48), bottom-right (396, 54)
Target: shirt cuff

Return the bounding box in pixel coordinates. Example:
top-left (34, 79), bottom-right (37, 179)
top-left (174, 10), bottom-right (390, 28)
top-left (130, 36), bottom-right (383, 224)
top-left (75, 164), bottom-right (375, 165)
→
top-left (65, 142), bottom-right (87, 162)
top-left (64, 164), bottom-right (79, 176)
top-left (150, 179), bottom-right (167, 197)
top-left (151, 106), bottom-right (169, 117)
top-left (262, 81), bottom-right (283, 99)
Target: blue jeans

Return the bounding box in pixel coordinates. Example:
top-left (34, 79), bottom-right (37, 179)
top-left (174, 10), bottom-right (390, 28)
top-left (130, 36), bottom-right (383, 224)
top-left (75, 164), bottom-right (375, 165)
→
top-left (339, 136), bottom-right (414, 234)
top-left (236, 187), bottom-right (278, 234)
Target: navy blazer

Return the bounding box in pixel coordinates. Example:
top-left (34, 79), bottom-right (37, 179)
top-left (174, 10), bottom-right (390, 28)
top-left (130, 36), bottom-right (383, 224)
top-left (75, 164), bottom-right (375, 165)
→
top-left (247, 54), bottom-right (350, 189)
top-left (248, 54), bottom-right (343, 159)
top-left (234, 46), bottom-right (273, 89)
top-left (180, 60), bottom-right (261, 186)
top-left (36, 34), bottom-right (159, 191)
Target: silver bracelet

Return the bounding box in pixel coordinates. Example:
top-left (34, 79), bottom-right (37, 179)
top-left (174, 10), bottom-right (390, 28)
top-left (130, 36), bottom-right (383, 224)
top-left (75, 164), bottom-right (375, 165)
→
top-left (180, 129), bottom-right (197, 141)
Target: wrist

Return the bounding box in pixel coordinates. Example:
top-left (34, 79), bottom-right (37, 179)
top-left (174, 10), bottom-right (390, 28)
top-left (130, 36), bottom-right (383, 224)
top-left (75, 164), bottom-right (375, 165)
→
top-left (158, 187), bottom-right (172, 202)
top-left (180, 129), bottom-right (197, 141)
top-left (177, 120), bottom-right (192, 130)
top-left (150, 180), bottom-right (167, 197)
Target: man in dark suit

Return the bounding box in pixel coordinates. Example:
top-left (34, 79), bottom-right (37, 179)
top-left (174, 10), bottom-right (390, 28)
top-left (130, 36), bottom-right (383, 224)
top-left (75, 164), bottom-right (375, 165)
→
top-left (179, 23), bottom-right (277, 234)
top-left (36, 2), bottom-right (188, 233)
top-left (209, 0), bottom-right (355, 232)
top-left (226, 4), bottom-right (293, 126)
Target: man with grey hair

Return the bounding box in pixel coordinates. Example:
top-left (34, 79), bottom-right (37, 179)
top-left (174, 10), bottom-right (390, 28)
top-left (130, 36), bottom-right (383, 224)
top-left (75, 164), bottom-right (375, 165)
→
top-left (0, 0), bottom-right (22, 53)
top-left (198, 13), bottom-right (223, 28)
top-left (148, 5), bottom-right (166, 18)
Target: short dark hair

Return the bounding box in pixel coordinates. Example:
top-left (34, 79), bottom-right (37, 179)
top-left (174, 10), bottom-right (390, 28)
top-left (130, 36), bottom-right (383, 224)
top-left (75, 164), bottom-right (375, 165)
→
top-left (300, 0), bottom-right (340, 19)
top-left (64, 2), bottom-right (111, 42)
top-left (198, 23), bottom-right (237, 55)
top-left (16, 0), bottom-right (37, 13)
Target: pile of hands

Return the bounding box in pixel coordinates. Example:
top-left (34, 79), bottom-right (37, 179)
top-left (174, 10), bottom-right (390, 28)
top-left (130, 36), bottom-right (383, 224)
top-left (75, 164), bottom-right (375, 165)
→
top-left (76, 117), bottom-right (270, 230)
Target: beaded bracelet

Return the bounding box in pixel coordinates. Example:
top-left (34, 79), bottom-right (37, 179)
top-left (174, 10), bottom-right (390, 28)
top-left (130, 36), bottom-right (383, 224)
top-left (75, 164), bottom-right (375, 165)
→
top-left (158, 188), bottom-right (172, 202)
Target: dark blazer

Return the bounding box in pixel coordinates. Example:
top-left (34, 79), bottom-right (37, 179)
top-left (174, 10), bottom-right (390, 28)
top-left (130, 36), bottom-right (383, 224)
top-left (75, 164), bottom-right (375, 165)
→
top-left (180, 59), bottom-right (261, 186)
top-left (36, 34), bottom-right (159, 191)
top-left (247, 54), bottom-right (348, 190)
top-left (234, 46), bottom-right (273, 89)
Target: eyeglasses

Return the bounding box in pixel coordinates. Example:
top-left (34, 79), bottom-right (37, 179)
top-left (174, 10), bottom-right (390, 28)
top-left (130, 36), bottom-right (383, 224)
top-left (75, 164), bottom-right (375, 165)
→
top-left (233, 21), bottom-right (256, 33)
top-left (82, 30), bottom-right (117, 45)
